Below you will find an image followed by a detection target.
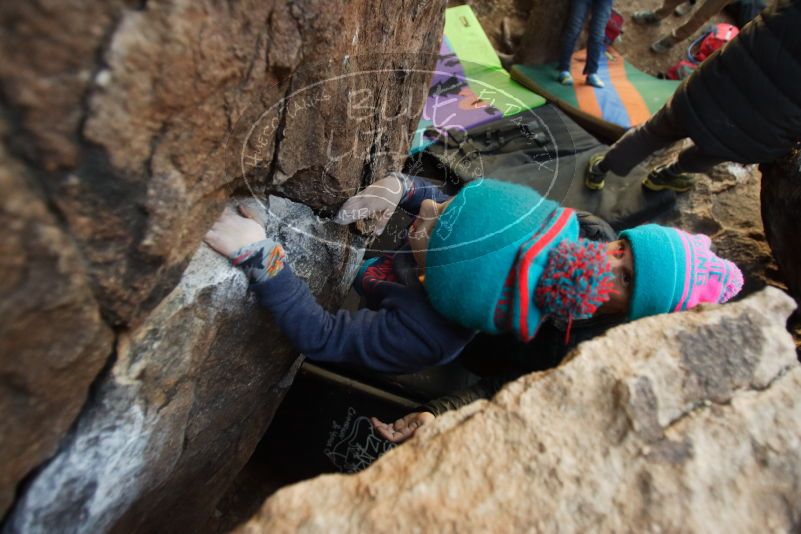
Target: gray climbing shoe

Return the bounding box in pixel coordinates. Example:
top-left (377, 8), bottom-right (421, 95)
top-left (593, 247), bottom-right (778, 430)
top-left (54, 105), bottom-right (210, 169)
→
top-left (650, 34), bottom-right (678, 54)
top-left (674, 1), bottom-right (693, 16)
top-left (633, 10), bottom-right (661, 25)
top-left (585, 153), bottom-right (607, 191)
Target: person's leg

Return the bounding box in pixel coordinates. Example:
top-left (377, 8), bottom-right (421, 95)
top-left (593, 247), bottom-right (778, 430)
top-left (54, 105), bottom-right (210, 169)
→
top-left (674, 0), bottom-right (698, 17)
top-left (635, 0), bottom-right (685, 24)
top-left (651, 0), bottom-right (730, 53)
top-left (584, 0), bottom-right (614, 75)
top-left (671, 0), bottom-right (731, 42)
top-left (655, 0), bottom-right (687, 19)
top-left (558, 0), bottom-right (592, 73)
top-left (642, 145), bottom-right (727, 192)
top-left (599, 107), bottom-right (686, 176)
top-left (669, 145), bottom-right (727, 173)
top-left (585, 107), bottom-right (687, 189)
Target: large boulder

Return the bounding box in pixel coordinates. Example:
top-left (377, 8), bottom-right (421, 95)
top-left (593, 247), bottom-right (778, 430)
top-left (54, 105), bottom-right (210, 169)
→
top-left (0, 134), bottom-right (113, 518)
top-left (0, 0), bottom-right (441, 327)
top-left (237, 287), bottom-right (801, 532)
top-left (1, 0), bottom-right (444, 530)
top-left (4, 196), bottom-right (362, 533)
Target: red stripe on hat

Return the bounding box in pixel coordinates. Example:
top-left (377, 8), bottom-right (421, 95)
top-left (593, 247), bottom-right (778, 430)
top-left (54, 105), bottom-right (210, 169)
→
top-left (517, 209), bottom-right (574, 341)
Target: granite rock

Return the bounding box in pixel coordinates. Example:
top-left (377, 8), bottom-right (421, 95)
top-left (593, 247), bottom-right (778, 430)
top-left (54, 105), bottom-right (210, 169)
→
top-left (237, 288), bottom-right (801, 533)
top-left (0, 135), bottom-right (113, 518)
top-left (4, 196), bottom-right (362, 534)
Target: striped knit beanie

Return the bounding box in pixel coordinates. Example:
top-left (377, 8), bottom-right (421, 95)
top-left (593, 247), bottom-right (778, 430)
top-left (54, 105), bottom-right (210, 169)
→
top-left (425, 179), bottom-right (614, 341)
top-left (620, 224), bottom-right (744, 320)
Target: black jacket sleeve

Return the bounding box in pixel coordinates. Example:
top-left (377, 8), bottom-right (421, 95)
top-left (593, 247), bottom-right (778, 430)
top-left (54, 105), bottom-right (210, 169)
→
top-left (418, 370), bottom-right (521, 416)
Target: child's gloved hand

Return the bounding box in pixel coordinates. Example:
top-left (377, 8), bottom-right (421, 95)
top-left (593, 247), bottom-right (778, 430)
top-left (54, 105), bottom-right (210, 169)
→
top-left (205, 205), bottom-right (266, 258)
top-left (334, 172), bottom-right (410, 236)
top-left (370, 411), bottom-right (435, 444)
top-left (205, 205), bottom-right (287, 284)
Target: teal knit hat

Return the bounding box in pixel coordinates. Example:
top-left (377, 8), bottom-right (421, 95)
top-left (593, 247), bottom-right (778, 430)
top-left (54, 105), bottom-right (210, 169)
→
top-left (620, 224), bottom-right (744, 320)
top-left (425, 179), bottom-right (614, 341)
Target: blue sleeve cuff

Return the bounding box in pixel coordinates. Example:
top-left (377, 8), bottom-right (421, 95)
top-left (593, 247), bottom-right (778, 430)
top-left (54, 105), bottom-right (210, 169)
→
top-left (397, 174), bottom-right (451, 215)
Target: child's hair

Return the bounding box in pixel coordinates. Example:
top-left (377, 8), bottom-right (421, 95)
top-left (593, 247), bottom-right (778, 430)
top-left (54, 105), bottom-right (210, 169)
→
top-left (621, 224), bottom-right (743, 319)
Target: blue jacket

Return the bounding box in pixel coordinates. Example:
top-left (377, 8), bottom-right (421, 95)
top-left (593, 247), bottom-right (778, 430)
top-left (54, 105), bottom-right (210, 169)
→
top-left (250, 176), bottom-right (476, 374)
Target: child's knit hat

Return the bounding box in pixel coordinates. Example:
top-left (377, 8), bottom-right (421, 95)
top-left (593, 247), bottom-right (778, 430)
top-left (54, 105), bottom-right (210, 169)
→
top-left (620, 224), bottom-right (744, 320)
top-left (425, 179), bottom-right (614, 341)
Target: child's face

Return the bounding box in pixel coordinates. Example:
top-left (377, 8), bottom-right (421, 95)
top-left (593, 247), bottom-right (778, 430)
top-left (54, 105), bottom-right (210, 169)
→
top-left (598, 239), bottom-right (634, 315)
top-left (409, 198), bottom-right (453, 273)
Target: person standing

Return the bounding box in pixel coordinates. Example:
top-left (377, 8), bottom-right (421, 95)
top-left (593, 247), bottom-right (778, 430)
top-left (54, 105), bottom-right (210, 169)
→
top-left (633, 0), bottom-right (733, 53)
top-left (585, 0), bottom-right (801, 192)
top-left (557, 0), bottom-right (616, 88)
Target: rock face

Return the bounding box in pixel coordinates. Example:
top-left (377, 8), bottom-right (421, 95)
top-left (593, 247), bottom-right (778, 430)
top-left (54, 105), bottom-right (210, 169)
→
top-left (0, 0), bottom-right (440, 328)
top-left (0, 0), bottom-right (444, 530)
top-left (237, 288), bottom-right (801, 533)
top-left (760, 148), bottom-right (801, 303)
top-left (4, 197), bottom-right (362, 533)
top-left (0, 134), bottom-right (113, 518)
top-left (513, 1), bottom-right (571, 65)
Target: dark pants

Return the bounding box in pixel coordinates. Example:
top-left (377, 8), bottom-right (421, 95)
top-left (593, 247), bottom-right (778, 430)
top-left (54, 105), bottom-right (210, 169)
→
top-left (558, 0), bottom-right (615, 75)
top-left (600, 105), bottom-right (727, 175)
top-left (654, 0), bottom-right (732, 41)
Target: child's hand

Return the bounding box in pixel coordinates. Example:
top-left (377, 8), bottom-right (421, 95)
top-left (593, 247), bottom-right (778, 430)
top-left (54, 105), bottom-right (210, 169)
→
top-left (371, 411), bottom-right (435, 444)
top-left (334, 173), bottom-right (409, 236)
top-left (205, 205), bottom-right (266, 258)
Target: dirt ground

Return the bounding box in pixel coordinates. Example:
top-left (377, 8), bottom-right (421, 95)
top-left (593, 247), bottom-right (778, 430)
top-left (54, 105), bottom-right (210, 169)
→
top-left (466, 0), bottom-right (733, 76)
top-left (613, 0), bottom-right (733, 75)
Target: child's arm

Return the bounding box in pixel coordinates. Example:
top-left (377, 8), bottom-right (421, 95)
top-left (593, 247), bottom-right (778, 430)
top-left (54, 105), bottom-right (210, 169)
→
top-left (205, 206), bottom-right (473, 374)
top-left (250, 263), bottom-right (471, 373)
top-left (396, 173), bottom-right (450, 215)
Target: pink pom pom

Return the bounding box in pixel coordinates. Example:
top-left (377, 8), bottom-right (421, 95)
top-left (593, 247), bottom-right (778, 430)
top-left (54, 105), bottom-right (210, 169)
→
top-left (720, 260), bottom-right (744, 303)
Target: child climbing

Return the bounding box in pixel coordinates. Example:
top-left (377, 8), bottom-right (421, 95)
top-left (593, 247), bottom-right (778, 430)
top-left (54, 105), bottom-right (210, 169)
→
top-left (585, 0), bottom-right (801, 192)
top-left (556, 0), bottom-right (616, 88)
top-left (205, 173), bottom-right (743, 376)
top-left (372, 222), bottom-right (746, 443)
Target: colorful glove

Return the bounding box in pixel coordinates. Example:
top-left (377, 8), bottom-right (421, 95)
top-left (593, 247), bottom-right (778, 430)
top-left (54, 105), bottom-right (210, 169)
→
top-left (334, 172), bottom-right (412, 235)
top-left (231, 238), bottom-right (287, 284)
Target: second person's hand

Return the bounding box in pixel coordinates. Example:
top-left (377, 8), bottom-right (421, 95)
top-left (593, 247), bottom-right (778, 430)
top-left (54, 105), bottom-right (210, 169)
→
top-left (334, 173), bottom-right (409, 236)
top-left (371, 411), bottom-right (435, 444)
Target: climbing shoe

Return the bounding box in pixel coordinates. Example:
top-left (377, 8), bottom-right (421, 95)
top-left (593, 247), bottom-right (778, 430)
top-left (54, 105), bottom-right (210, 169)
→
top-left (650, 34), bottom-right (677, 54)
top-left (674, 1), bottom-right (694, 16)
top-left (585, 153), bottom-right (607, 191)
top-left (557, 70), bottom-right (574, 86)
top-left (632, 10), bottom-right (661, 25)
top-left (586, 74), bottom-right (605, 88)
top-left (642, 165), bottom-right (695, 192)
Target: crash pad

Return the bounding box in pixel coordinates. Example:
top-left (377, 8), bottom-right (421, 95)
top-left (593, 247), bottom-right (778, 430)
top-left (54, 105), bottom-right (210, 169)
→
top-left (418, 103), bottom-right (676, 231)
top-left (511, 48), bottom-right (680, 141)
top-left (409, 5), bottom-right (546, 154)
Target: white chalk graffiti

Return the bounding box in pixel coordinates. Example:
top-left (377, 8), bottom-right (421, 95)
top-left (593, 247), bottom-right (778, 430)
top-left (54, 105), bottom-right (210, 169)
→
top-left (324, 407), bottom-right (395, 473)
